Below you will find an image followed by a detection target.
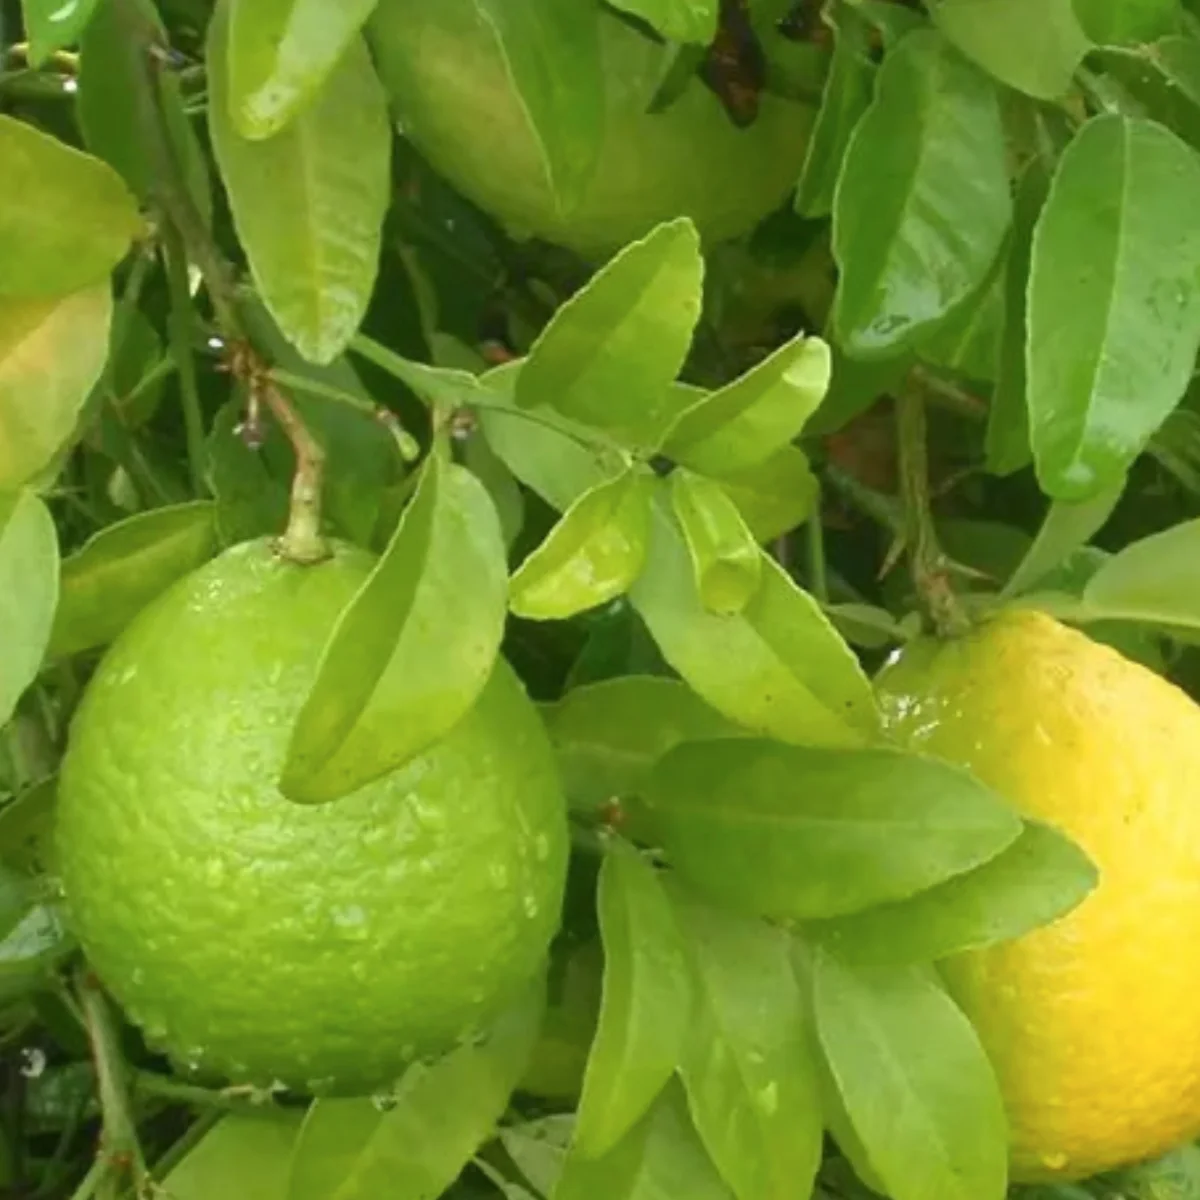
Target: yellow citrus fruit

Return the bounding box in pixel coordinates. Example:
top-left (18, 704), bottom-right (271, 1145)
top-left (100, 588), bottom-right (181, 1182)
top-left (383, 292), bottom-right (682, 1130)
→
top-left (55, 539), bottom-right (569, 1096)
top-left (876, 609), bottom-right (1200, 1182)
top-left (367, 0), bottom-right (817, 259)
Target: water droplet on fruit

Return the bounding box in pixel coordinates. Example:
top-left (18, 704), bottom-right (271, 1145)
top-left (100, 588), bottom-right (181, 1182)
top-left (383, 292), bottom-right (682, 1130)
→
top-left (332, 904), bottom-right (368, 939)
top-left (204, 857), bottom-right (226, 885)
top-left (19, 1047), bottom-right (46, 1078)
top-left (131, 967), bottom-right (146, 986)
top-left (534, 834), bottom-right (551, 861)
top-left (523, 893), bottom-right (539, 919)
top-left (1041, 1151), bottom-right (1069, 1171)
top-left (489, 863), bottom-right (510, 887)
top-left (371, 1089), bottom-right (398, 1112)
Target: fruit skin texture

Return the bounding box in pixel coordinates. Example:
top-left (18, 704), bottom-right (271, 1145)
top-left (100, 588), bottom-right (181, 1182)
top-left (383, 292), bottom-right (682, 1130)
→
top-left (367, 0), bottom-right (816, 259)
top-left (56, 539), bottom-right (568, 1096)
top-left (876, 609), bottom-right (1200, 1183)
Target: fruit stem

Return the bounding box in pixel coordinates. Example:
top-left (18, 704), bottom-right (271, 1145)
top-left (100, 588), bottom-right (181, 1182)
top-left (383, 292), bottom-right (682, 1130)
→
top-left (114, 0), bottom-right (332, 565)
top-left (76, 969), bottom-right (151, 1197)
top-left (896, 387), bottom-right (970, 638)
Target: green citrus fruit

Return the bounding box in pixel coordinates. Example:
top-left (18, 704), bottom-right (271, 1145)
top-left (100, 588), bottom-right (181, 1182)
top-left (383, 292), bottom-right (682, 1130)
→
top-left (55, 538), bottom-right (569, 1095)
top-left (367, 0), bottom-right (817, 259)
top-left (877, 609), bottom-right (1200, 1183)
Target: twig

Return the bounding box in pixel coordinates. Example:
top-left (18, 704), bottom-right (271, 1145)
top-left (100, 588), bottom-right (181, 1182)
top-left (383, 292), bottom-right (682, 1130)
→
top-left (896, 390), bottom-right (970, 638)
top-left (77, 970), bottom-right (151, 1197)
top-left (134, 1071), bottom-right (276, 1112)
top-left (66, 1156), bottom-right (107, 1200)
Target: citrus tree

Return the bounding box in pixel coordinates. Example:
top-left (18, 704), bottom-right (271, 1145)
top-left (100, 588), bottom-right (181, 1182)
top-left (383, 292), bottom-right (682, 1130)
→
top-left (7, 0), bottom-right (1200, 1197)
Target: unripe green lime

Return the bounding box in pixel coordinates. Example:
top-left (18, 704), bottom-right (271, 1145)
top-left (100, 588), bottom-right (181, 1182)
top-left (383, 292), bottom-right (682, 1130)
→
top-left (56, 539), bottom-right (569, 1095)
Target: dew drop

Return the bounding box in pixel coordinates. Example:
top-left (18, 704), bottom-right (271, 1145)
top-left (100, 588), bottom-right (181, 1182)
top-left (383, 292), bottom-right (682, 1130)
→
top-left (489, 862), bottom-right (510, 887)
top-left (371, 1090), bottom-right (398, 1112)
top-left (523, 893), bottom-right (539, 919)
top-left (19, 1047), bottom-right (46, 1078)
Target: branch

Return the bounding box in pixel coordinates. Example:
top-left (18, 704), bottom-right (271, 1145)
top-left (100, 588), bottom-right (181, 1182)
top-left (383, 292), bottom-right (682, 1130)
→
top-left (896, 390), bottom-right (970, 638)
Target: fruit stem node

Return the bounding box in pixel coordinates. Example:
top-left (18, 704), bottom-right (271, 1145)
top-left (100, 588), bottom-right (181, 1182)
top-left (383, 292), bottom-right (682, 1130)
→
top-left (897, 385), bottom-right (970, 639)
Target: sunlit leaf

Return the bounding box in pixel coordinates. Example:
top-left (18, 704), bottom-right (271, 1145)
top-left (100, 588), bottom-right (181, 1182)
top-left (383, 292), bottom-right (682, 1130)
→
top-left (20, 0), bottom-right (102, 65)
top-left (707, 445), bottom-right (819, 544)
top-left (671, 886), bottom-right (823, 1200)
top-left (287, 982), bottom-right (542, 1200)
top-left (0, 492), bottom-right (58, 727)
top-left (48, 502), bottom-right (219, 659)
top-left (558, 1082), bottom-right (733, 1199)
top-left (208, 0), bottom-right (390, 363)
top-left (163, 1112), bottom-right (304, 1200)
top-left (1027, 114), bottom-right (1200, 500)
top-left (606, 0), bottom-right (717, 43)
top-left (645, 738), bottom-right (1022, 920)
top-left (812, 952), bottom-right (1008, 1200)
top-left (663, 335), bottom-right (831, 474)
top-left (515, 218), bottom-right (704, 448)
top-left (574, 840), bottom-right (691, 1159)
top-left (631, 500), bottom-right (879, 748)
top-left (832, 30), bottom-right (1011, 357)
top-left (0, 286), bottom-right (113, 492)
top-left (227, 0), bottom-right (381, 139)
top-left (1074, 0), bottom-right (1178, 44)
top-left (280, 453), bottom-right (507, 804)
top-left (670, 471), bottom-right (762, 616)
top-left (509, 469), bottom-right (652, 621)
top-left (806, 820), bottom-right (1097, 966)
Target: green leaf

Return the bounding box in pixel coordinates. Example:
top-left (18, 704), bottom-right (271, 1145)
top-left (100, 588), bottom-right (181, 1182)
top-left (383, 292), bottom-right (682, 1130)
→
top-left (630, 500), bottom-right (879, 748)
top-left (280, 453), bottom-right (507, 804)
top-left (1027, 114), bottom-right (1200, 500)
top-left (469, 0), bottom-right (606, 213)
top-left (1079, 517), bottom-right (1200, 628)
top-left (509, 469), bottom-right (653, 621)
top-left (20, 0), bottom-right (102, 65)
top-left (832, 30), bottom-right (1011, 357)
top-left (574, 840), bottom-right (691, 1159)
top-left (77, 0), bottom-right (213, 229)
top-left (928, 0), bottom-right (1091, 99)
top-left (669, 471), bottom-right (762, 616)
top-left (0, 116), bottom-right (142, 297)
top-left (227, 0), bottom-right (381, 139)
top-left (206, 399), bottom-right (292, 544)
top-left (1074, 0), bottom-right (1179, 43)
top-left (499, 1116), bottom-right (573, 1197)
top-left (807, 343), bottom-right (912, 438)
top-left (812, 952), bottom-right (1008, 1200)
top-left (0, 492), bottom-right (58, 728)
top-left (918, 268), bottom-right (1005, 383)
top-left (645, 738), bottom-right (1022, 921)
top-left (1094, 41), bottom-right (1200, 153)
top-left (796, 7), bottom-right (877, 219)
top-left (0, 860), bottom-right (72, 1001)
top-left (48, 502), bottom-right (219, 659)
top-left (0, 286), bottom-right (113, 492)
top-left (558, 1081), bottom-right (733, 1200)
top-left (606, 0), bottom-right (718, 43)
top-left (671, 887), bottom-right (823, 1200)
top-left (987, 161), bottom-right (1051, 476)
top-left (806, 819), bottom-right (1098, 966)
top-left (477, 363), bottom-right (613, 513)
top-left (0, 780), bottom-right (57, 875)
top-left (663, 335), bottom-right (830, 474)
top-left (542, 675), bottom-right (742, 817)
top-left (1002, 481), bottom-right (1124, 598)
top-left (287, 982), bottom-right (542, 1200)
top-left (208, 0), bottom-right (390, 364)
top-left (463, 431), bottom-right (525, 551)
top-left (162, 1112), bottom-right (304, 1200)
top-left (515, 218), bottom-right (704, 449)
top-left (706, 445), bottom-right (818, 544)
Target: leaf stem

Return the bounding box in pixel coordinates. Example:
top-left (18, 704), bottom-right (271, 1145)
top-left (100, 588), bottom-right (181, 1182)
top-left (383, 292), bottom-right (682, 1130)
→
top-left (77, 969), bottom-right (150, 1197)
top-left (896, 390), bottom-right (969, 638)
top-left (133, 1070), bottom-right (276, 1111)
top-left (163, 223), bottom-right (208, 495)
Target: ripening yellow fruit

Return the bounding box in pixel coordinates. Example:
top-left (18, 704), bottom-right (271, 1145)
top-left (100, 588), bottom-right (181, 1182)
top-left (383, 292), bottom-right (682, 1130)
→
top-left (877, 609), bottom-right (1200, 1182)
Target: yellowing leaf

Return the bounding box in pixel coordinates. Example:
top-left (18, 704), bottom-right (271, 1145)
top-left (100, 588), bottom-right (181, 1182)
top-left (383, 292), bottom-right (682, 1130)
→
top-left (0, 116), bottom-right (142, 297)
top-left (0, 286), bottom-right (113, 492)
